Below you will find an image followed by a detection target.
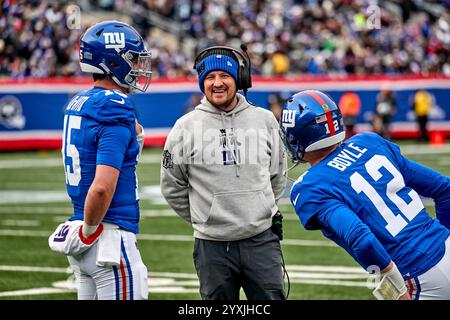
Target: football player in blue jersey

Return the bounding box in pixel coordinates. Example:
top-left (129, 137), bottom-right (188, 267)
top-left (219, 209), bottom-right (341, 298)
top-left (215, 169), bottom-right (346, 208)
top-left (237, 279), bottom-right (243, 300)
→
top-left (280, 90), bottom-right (450, 300)
top-left (48, 20), bottom-right (151, 300)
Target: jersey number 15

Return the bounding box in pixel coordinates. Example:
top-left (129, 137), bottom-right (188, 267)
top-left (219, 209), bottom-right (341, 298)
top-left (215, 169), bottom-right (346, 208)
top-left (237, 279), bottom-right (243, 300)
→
top-left (62, 115), bottom-right (82, 187)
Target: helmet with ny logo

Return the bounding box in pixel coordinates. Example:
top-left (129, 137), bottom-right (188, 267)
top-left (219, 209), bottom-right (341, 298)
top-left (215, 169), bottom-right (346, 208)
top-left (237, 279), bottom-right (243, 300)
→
top-left (79, 20), bottom-right (152, 92)
top-left (280, 90), bottom-right (345, 163)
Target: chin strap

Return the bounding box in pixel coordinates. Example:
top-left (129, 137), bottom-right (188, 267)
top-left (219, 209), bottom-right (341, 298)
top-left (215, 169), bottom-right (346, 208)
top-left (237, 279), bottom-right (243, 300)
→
top-left (283, 161), bottom-right (301, 183)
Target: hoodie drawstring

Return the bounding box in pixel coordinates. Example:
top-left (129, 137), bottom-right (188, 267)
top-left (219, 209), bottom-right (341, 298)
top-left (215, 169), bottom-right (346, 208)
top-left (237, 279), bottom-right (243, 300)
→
top-left (220, 112), bottom-right (240, 177)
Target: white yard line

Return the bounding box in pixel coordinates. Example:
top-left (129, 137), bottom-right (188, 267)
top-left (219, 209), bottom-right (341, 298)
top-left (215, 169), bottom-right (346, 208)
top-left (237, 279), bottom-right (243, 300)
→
top-left (2, 219), bottom-right (40, 227)
top-left (0, 288), bottom-right (71, 297)
top-left (286, 264), bottom-right (365, 273)
top-left (0, 191), bottom-right (70, 204)
top-left (0, 187), bottom-right (168, 205)
top-left (0, 265), bottom-right (70, 273)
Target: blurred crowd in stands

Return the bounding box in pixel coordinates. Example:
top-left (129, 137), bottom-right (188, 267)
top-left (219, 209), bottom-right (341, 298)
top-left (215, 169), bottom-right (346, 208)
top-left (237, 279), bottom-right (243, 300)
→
top-left (1, 0), bottom-right (450, 79)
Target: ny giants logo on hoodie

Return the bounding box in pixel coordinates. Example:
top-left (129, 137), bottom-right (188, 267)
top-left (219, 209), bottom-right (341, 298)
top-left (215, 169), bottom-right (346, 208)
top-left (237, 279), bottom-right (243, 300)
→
top-left (219, 128), bottom-right (241, 165)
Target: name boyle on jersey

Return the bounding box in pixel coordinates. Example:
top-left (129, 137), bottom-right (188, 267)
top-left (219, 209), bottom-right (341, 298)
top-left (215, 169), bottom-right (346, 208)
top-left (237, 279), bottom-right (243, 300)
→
top-left (327, 142), bottom-right (368, 171)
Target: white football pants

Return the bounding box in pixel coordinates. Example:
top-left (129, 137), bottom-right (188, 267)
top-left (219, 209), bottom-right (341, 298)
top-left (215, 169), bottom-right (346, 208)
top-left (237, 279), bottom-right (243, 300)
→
top-left (406, 235), bottom-right (450, 300)
top-left (68, 229), bottom-right (148, 300)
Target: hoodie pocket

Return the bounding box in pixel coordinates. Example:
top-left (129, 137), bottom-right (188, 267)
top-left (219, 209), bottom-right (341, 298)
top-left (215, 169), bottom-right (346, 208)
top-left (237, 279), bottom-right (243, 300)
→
top-left (203, 190), bottom-right (272, 239)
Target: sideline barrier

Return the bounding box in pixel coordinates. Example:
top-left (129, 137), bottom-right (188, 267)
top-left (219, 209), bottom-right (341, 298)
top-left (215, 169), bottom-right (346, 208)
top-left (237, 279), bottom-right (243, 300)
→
top-left (0, 76), bottom-right (449, 151)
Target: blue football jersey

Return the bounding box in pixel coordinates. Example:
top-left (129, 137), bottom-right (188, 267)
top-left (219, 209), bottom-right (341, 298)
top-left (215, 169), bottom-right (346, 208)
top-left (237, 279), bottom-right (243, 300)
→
top-left (291, 132), bottom-right (450, 279)
top-left (62, 87), bottom-right (141, 233)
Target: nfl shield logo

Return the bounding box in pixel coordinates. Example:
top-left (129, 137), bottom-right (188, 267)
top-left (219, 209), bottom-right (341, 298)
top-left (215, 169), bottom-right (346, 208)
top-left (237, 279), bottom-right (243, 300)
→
top-left (162, 150), bottom-right (173, 169)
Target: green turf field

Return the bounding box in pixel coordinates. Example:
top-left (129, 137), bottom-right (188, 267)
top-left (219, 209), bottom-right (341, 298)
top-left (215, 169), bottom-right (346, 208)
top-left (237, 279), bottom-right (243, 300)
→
top-left (0, 141), bottom-right (449, 300)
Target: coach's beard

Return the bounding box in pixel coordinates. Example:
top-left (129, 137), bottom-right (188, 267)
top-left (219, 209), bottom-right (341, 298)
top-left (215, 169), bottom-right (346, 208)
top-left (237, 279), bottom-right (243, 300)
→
top-left (208, 91), bottom-right (238, 112)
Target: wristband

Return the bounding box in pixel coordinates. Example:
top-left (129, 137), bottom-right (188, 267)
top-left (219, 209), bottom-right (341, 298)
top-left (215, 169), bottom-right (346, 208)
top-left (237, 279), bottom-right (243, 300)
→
top-left (82, 222), bottom-right (99, 238)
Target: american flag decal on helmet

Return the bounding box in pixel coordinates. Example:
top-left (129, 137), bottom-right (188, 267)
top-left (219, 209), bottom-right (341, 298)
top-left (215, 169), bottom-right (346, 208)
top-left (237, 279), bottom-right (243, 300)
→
top-left (315, 114), bottom-right (327, 123)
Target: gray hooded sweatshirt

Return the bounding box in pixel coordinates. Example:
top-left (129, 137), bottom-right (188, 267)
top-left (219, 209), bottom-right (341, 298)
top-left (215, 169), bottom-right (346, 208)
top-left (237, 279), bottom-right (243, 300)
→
top-left (160, 93), bottom-right (287, 241)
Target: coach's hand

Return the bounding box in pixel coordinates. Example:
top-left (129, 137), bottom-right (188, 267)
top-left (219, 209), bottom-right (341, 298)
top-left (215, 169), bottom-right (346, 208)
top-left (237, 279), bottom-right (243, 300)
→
top-left (271, 211), bottom-right (283, 240)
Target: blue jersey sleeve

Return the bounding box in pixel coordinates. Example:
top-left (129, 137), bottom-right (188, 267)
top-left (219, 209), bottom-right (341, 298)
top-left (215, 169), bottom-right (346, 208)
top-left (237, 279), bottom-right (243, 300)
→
top-left (315, 205), bottom-right (392, 271)
top-left (96, 124), bottom-right (133, 170)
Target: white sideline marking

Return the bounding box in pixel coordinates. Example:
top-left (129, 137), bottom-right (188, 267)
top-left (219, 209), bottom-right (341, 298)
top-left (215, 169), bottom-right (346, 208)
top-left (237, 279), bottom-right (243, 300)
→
top-left (0, 264), bottom-right (369, 297)
top-left (0, 265), bottom-right (70, 273)
top-left (0, 158), bottom-right (62, 169)
top-left (2, 219), bottom-right (40, 227)
top-left (0, 187), bottom-right (167, 205)
top-left (291, 279), bottom-right (369, 287)
top-left (0, 191), bottom-right (70, 204)
top-left (0, 207), bottom-right (72, 215)
top-left (0, 288), bottom-right (71, 297)
top-left (286, 264), bottom-right (365, 273)
top-left (0, 228), bottom-right (335, 247)
top-left (288, 272), bottom-right (366, 280)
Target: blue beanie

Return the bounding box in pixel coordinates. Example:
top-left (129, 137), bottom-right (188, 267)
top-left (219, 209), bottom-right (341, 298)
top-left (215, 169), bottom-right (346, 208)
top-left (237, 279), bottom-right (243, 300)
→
top-left (195, 54), bottom-right (239, 92)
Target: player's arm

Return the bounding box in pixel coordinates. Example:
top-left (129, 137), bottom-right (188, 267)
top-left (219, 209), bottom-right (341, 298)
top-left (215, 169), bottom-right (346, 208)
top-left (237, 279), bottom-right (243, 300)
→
top-left (315, 205), bottom-right (409, 300)
top-left (82, 123), bottom-right (134, 237)
top-left (400, 157), bottom-right (450, 228)
top-left (83, 164), bottom-right (119, 236)
top-left (160, 121), bottom-right (191, 223)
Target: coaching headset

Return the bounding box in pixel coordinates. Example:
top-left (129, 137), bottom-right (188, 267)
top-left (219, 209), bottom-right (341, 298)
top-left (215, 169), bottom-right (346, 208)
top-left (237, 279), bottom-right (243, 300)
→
top-left (193, 44), bottom-right (253, 96)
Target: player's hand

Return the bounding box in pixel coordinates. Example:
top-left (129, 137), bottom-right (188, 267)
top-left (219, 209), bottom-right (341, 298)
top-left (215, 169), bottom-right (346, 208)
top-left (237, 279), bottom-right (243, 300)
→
top-left (48, 220), bottom-right (103, 256)
top-left (135, 120), bottom-right (145, 159)
top-left (398, 292), bottom-right (411, 300)
top-left (135, 119), bottom-right (143, 136)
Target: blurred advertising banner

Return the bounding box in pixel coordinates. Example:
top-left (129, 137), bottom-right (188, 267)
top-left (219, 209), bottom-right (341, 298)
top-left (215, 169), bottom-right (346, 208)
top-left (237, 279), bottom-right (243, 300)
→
top-left (0, 76), bottom-right (449, 151)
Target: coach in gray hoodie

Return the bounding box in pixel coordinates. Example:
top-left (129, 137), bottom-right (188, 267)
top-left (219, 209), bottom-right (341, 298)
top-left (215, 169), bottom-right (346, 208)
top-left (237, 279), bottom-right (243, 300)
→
top-left (160, 46), bottom-right (287, 300)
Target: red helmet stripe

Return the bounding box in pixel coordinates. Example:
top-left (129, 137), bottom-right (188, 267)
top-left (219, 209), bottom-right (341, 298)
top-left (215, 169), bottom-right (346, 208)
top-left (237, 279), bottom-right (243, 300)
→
top-left (304, 90), bottom-right (335, 136)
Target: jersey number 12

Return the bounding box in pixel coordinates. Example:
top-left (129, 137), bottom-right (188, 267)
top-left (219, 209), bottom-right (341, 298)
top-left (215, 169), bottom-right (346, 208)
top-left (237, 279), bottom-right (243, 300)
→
top-left (350, 155), bottom-right (424, 237)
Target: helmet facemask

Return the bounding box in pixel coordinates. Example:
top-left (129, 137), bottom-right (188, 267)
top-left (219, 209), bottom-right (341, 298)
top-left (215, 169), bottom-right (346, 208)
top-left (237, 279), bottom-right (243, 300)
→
top-left (123, 50), bottom-right (152, 93)
top-left (279, 126), bottom-right (306, 164)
